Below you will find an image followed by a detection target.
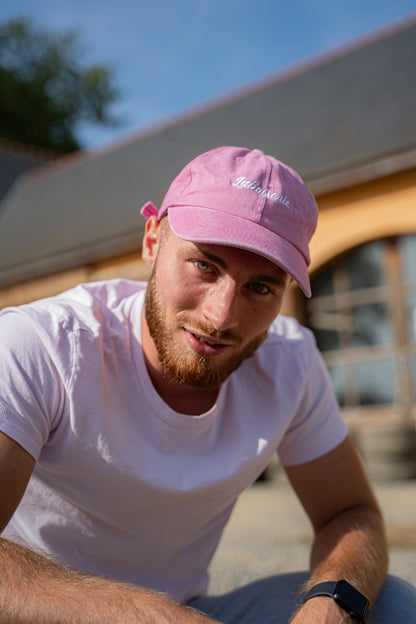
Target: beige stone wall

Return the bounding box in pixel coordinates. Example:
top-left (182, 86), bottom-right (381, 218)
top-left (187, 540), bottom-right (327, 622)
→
top-left (309, 168), bottom-right (416, 275)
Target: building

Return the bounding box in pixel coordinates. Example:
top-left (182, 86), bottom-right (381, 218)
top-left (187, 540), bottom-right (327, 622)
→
top-left (1, 16), bottom-right (415, 477)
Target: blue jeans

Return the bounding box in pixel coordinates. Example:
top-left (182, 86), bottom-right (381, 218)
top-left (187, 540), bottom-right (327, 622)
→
top-left (187, 572), bottom-right (416, 623)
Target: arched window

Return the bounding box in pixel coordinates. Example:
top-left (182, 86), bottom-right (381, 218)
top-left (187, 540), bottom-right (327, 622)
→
top-left (306, 234), bottom-right (416, 416)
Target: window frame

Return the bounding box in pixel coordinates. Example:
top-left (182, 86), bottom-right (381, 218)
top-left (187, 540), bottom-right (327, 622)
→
top-left (305, 235), bottom-right (416, 418)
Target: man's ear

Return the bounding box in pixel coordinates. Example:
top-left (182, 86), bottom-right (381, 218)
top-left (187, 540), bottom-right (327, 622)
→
top-left (142, 215), bottom-right (161, 269)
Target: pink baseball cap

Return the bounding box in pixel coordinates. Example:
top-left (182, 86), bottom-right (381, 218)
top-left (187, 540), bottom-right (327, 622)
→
top-left (141, 146), bottom-right (318, 297)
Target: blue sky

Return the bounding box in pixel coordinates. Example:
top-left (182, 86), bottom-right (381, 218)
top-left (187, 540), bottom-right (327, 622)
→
top-left (1, 0), bottom-right (415, 151)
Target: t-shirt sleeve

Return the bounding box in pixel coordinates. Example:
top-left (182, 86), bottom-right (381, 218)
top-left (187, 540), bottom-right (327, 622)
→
top-left (277, 341), bottom-right (348, 467)
top-left (0, 309), bottom-right (68, 460)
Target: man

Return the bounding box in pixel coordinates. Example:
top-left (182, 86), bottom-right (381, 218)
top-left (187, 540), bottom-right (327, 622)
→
top-left (0, 146), bottom-right (414, 623)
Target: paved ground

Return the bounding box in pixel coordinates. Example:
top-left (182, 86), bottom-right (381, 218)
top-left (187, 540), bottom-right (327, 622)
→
top-left (208, 473), bottom-right (416, 595)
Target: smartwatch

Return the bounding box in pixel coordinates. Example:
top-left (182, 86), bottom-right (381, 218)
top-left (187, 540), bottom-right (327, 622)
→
top-left (303, 580), bottom-right (370, 622)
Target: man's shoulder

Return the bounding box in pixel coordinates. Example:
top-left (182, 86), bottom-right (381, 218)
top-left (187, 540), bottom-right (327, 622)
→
top-left (21, 279), bottom-right (144, 311)
top-left (57, 279), bottom-right (147, 307)
top-left (250, 314), bottom-right (318, 372)
top-left (0, 279), bottom-right (147, 337)
top-left (228, 315), bottom-right (322, 408)
top-left (267, 314), bottom-right (314, 344)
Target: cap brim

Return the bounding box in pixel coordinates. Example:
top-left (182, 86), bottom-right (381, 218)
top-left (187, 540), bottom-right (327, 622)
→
top-left (167, 206), bottom-right (311, 297)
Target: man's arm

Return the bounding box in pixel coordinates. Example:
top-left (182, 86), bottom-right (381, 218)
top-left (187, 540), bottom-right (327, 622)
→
top-left (285, 435), bottom-right (388, 623)
top-left (0, 431), bottom-right (218, 624)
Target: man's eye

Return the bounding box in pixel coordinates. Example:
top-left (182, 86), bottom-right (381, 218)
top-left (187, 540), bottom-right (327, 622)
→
top-left (250, 282), bottom-right (270, 294)
top-left (195, 261), bottom-right (212, 272)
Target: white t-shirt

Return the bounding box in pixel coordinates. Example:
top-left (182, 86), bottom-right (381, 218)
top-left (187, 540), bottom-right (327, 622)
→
top-left (0, 279), bottom-right (347, 601)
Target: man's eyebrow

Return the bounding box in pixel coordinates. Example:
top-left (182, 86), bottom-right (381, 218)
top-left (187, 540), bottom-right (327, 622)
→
top-left (198, 249), bottom-right (228, 269)
top-left (198, 249), bottom-right (287, 286)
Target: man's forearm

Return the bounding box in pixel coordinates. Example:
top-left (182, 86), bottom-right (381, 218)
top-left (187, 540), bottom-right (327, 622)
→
top-left (308, 502), bottom-right (388, 602)
top-left (0, 537), bottom-right (218, 624)
top-left (290, 503), bottom-right (388, 623)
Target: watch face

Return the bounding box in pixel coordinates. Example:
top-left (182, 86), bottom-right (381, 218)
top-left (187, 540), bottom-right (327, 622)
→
top-left (334, 580), bottom-right (369, 618)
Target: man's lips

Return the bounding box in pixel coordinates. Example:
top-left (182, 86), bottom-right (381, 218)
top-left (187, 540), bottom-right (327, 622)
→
top-left (183, 328), bottom-right (234, 357)
top-left (191, 331), bottom-right (228, 346)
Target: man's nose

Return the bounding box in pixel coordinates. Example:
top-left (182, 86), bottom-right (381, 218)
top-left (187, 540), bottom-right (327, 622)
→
top-left (202, 279), bottom-right (240, 331)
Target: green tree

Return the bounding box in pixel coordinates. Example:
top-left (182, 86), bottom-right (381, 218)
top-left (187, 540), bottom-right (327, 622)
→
top-left (0, 17), bottom-right (119, 152)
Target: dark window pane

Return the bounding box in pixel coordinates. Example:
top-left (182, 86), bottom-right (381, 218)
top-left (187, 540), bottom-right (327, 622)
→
top-left (399, 234), bottom-right (416, 284)
top-left (313, 328), bottom-right (340, 352)
top-left (311, 265), bottom-right (334, 296)
top-left (356, 360), bottom-right (395, 405)
top-left (344, 241), bottom-right (385, 290)
top-left (411, 355), bottom-right (416, 402)
top-left (406, 295), bottom-right (416, 343)
top-left (309, 310), bottom-right (341, 352)
top-left (351, 303), bottom-right (392, 347)
top-left (328, 364), bottom-right (345, 407)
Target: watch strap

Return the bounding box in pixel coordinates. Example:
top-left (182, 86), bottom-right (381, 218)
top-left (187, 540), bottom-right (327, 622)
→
top-left (304, 580), bottom-right (338, 599)
top-left (303, 580), bottom-right (369, 622)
